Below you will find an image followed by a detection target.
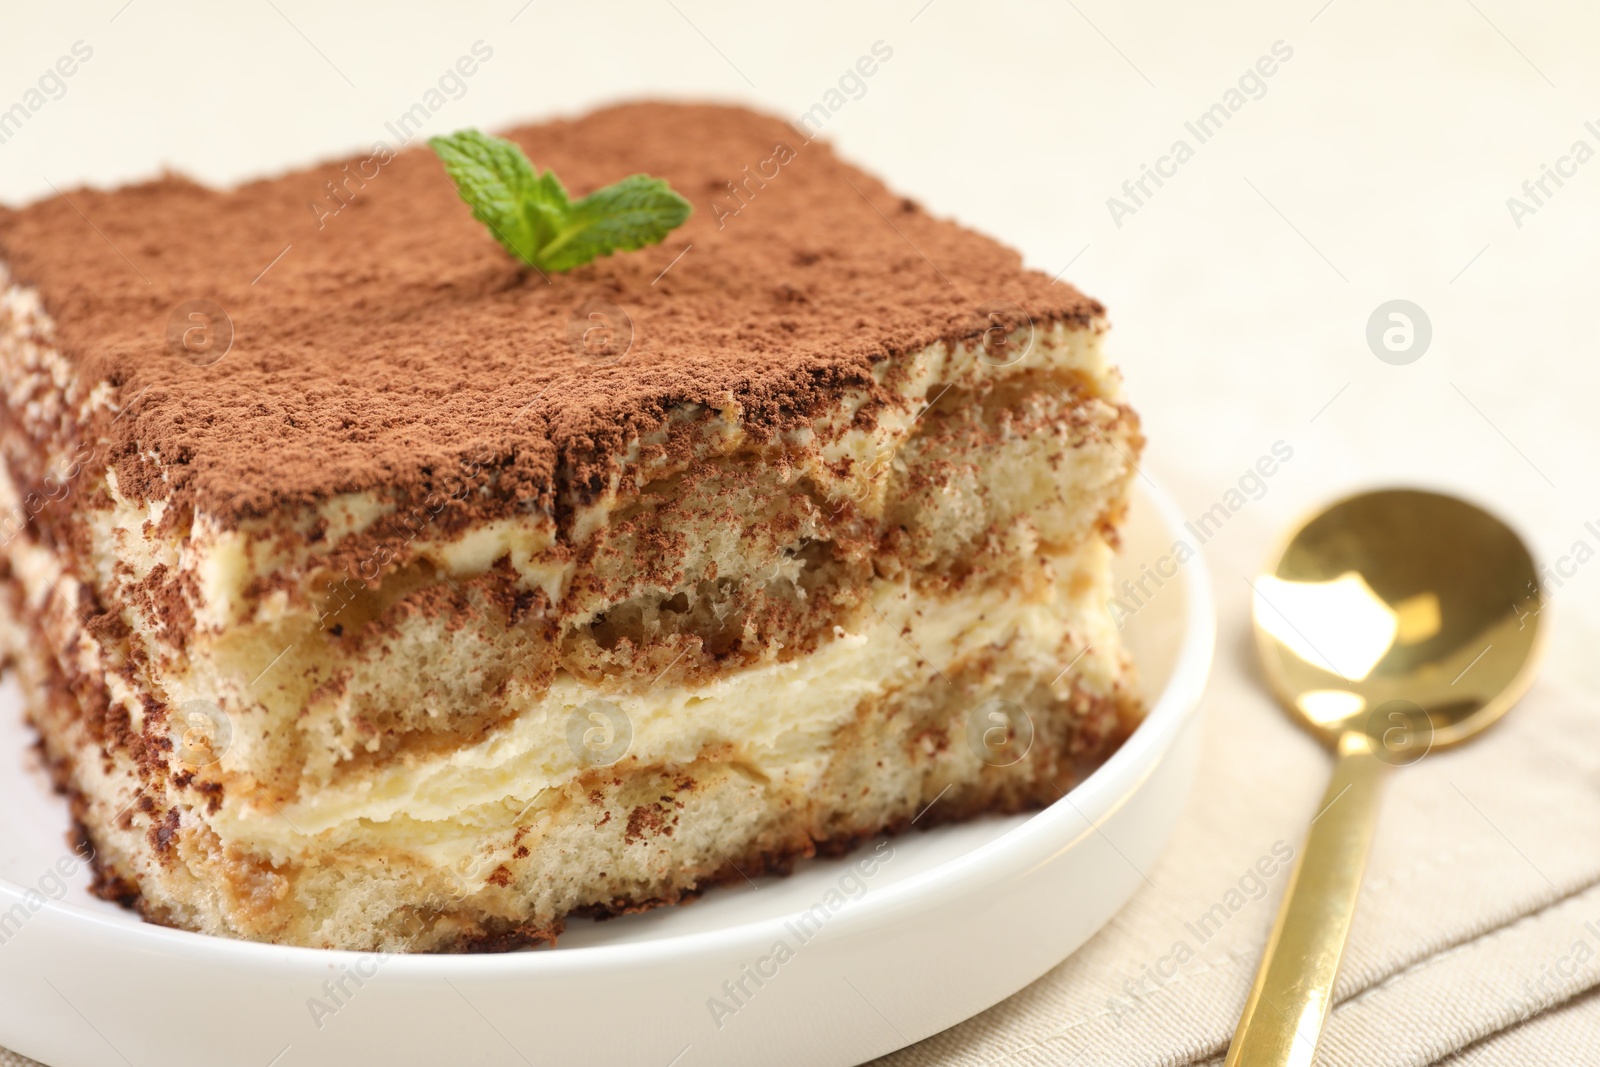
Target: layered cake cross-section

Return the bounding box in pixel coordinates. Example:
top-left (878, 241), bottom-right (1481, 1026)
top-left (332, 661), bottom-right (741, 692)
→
top-left (0, 103), bottom-right (1143, 951)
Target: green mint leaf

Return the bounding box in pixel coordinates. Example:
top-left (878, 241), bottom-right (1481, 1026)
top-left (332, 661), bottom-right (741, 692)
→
top-left (536, 175), bottom-right (694, 272)
top-left (427, 129), bottom-right (565, 265)
top-left (429, 129), bottom-right (691, 273)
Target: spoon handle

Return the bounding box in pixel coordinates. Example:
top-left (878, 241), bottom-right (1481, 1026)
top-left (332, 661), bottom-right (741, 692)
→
top-left (1224, 730), bottom-right (1390, 1066)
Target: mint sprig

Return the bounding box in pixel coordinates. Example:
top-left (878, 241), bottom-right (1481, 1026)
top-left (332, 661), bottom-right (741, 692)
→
top-left (428, 128), bottom-right (692, 273)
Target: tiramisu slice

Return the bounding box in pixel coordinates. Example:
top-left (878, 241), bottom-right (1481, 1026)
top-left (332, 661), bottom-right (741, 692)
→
top-left (0, 103), bottom-right (1142, 952)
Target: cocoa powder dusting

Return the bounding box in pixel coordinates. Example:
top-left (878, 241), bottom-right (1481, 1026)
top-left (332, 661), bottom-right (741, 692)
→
top-left (0, 102), bottom-right (1102, 525)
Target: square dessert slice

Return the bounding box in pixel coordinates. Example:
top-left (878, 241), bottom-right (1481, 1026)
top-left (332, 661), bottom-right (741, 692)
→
top-left (0, 103), bottom-right (1142, 951)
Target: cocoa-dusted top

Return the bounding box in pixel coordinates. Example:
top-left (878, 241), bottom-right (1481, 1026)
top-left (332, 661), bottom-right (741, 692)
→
top-left (0, 102), bottom-right (1102, 526)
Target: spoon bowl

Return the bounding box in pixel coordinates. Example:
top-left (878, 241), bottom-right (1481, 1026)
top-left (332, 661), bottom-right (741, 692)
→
top-left (1227, 488), bottom-right (1545, 1067)
top-left (1253, 487), bottom-right (1546, 758)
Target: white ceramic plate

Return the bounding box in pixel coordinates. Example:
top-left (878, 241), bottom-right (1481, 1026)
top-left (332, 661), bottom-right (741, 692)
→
top-left (0, 478), bottom-right (1213, 1067)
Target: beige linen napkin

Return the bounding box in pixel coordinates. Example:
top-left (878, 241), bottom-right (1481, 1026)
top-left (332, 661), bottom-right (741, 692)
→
top-left (5, 524), bottom-right (1594, 1067)
top-left (873, 524), bottom-right (1600, 1066)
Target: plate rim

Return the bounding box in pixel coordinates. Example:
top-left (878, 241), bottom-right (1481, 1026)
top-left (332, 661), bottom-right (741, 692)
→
top-left (0, 474), bottom-right (1215, 977)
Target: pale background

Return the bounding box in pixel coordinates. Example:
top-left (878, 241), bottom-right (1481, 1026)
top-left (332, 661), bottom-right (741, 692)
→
top-left (2, 0), bottom-right (1597, 1063)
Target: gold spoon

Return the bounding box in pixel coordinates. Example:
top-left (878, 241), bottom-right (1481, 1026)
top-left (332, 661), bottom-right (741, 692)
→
top-left (1226, 488), bottom-right (1546, 1066)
